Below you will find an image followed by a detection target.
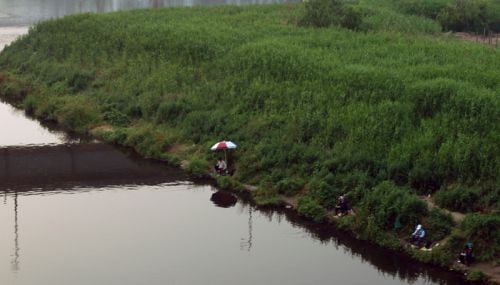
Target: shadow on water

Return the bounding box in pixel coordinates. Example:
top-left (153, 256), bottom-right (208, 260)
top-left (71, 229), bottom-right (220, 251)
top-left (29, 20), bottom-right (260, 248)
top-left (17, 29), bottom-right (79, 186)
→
top-left (210, 190), bottom-right (238, 208)
top-left (0, 143), bottom-right (190, 193)
top-left (227, 193), bottom-right (476, 285)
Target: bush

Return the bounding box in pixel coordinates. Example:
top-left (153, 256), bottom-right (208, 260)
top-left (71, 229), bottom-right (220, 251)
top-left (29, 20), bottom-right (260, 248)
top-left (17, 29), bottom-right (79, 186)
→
top-left (466, 270), bottom-right (486, 282)
top-left (253, 179), bottom-right (282, 206)
top-left (186, 157), bottom-right (209, 177)
top-left (361, 6), bottom-right (442, 33)
top-left (300, 0), bottom-right (363, 30)
top-left (276, 177), bottom-right (304, 196)
top-left (67, 70), bottom-right (93, 92)
top-left (297, 196), bottom-right (327, 222)
top-left (460, 214), bottom-right (500, 261)
top-left (396, 0), bottom-right (450, 19)
top-left (104, 108), bottom-right (130, 127)
top-left (425, 208), bottom-right (453, 241)
top-left (437, 0), bottom-right (500, 33)
top-left (360, 181), bottom-right (428, 231)
top-left (434, 185), bottom-right (480, 212)
top-left (306, 176), bottom-right (342, 209)
top-left (156, 99), bottom-right (192, 124)
top-left (55, 97), bottom-right (101, 133)
top-left (216, 176), bottom-right (245, 192)
top-left (407, 79), bottom-right (462, 118)
top-left (97, 127), bottom-right (128, 145)
top-left (0, 77), bottom-right (31, 102)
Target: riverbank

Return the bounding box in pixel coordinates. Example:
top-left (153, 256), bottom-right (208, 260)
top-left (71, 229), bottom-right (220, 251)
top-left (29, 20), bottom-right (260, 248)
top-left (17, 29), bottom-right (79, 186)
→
top-left (0, 2), bottom-right (498, 284)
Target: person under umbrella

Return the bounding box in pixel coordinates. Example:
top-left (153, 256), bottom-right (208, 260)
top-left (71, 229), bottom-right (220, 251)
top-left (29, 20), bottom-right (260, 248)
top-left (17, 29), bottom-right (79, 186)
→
top-left (214, 157), bottom-right (227, 175)
top-left (211, 140), bottom-right (237, 176)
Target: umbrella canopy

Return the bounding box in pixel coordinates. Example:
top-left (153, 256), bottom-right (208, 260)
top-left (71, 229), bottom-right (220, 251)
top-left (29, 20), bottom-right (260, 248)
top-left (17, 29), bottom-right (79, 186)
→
top-left (210, 141), bottom-right (237, 151)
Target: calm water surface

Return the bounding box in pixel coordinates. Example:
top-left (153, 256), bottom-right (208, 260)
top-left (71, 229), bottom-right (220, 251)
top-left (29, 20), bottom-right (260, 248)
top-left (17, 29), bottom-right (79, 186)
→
top-left (0, 2), bottom-right (474, 284)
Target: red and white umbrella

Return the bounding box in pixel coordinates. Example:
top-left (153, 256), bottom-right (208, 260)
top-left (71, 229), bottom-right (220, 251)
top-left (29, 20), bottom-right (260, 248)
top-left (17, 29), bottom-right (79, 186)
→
top-left (210, 141), bottom-right (237, 151)
top-left (211, 141), bottom-right (237, 171)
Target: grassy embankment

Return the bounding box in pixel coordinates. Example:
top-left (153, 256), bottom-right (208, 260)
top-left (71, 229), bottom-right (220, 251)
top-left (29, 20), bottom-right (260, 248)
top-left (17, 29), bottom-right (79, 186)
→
top-left (0, 0), bottom-right (498, 279)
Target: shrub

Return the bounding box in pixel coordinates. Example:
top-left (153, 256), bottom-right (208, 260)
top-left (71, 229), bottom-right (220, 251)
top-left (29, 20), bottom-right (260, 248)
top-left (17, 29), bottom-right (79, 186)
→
top-left (306, 176), bottom-right (342, 209)
top-left (186, 157), bottom-right (209, 177)
top-left (67, 70), bottom-right (93, 92)
top-left (104, 108), bottom-right (130, 127)
top-left (276, 177), bottom-right (304, 196)
top-left (361, 181), bottom-right (428, 231)
top-left (466, 271), bottom-right (486, 282)
top-left (437, 0), bottom-right (500, 33)
top-left (460, 214), bottom-right (500, 261)
top-left (297, 196), bottom-right (327, 222)
top-left (425, 208), bottom-right (453, 241)
top-left (361, 6), bottom-right (442, 33)
top-left (0, 77), bottom-right (31, 102)
top-left (395, 0), bottom-right (450, 19)
top-left (156, 99), bottom-right (192, 124)
top-left (434, 185), bottom-right (480, 212)
top-left (216, 176), bottom-right (245, 192)
top-left (299, 0), bottom-right (363, 30)
top-left (410, 246), bottom-right (453, 266)
top-left (407, 79), bottom-right (462, 118)
top-left (253, 179), bottom-right (282, 206)
top-left (55, 97), bottom-right (101, 133)
top-left (98, 127), bottom-right (128, 145)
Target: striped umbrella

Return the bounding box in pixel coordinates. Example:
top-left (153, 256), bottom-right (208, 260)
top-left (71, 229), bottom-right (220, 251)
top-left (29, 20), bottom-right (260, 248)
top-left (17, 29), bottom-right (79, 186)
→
top-left (210, 141), bottom-right (237, 171)
top-left (210, 141), bottom-right (237, 151)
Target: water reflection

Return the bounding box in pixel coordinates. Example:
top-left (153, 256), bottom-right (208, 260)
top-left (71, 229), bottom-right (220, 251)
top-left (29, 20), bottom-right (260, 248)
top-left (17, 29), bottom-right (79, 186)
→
top-left (0, 102), bottom-right (68, 147)
top-left (12, 191), bottom-right (19, 273)
top-left (239, 206), bottom-right (253, 252)
top-left (0, 143), bottom-right (189, 192)
top-left (0, 181), bottom-right (474, 285)
top-left (237, 200), bottom-right (472, 285)
top-left (210, 190), bottom-right (237, 208)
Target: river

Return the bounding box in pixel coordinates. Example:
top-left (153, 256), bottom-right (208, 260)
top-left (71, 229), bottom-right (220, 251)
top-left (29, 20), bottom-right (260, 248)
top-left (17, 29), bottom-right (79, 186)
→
top-left (0, 1), bottom-right (474, 285)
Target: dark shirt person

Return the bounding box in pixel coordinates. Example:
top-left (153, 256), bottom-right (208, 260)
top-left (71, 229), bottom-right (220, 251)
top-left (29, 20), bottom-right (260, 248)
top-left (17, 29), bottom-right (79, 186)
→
top-left (335, 195), bottom-right (349, 216)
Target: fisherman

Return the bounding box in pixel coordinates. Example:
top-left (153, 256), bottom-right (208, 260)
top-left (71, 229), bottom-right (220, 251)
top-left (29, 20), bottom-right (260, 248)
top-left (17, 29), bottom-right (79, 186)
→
top-left (410, 224), bottom-right (426, 247)
top-left (214, 158), bottom-right (227, 175)
top-left (458, 243), bottom-right (474, 266)
top-left (335, 194), bottom-right (350, 217)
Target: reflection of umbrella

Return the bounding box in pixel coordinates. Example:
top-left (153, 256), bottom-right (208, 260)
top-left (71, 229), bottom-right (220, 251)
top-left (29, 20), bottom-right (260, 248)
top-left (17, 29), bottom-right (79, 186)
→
top-left (210, 141), bottom-right (237, 168)
top-left (210, 191), bottom-right (237, 208)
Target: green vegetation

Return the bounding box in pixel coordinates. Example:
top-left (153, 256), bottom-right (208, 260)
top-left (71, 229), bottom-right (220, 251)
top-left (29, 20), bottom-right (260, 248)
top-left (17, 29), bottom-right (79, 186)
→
top-left (395, 0), bottom-right (500, 33)
top-left (0, 0), bottom-right (498, 266)
top-left (300, 0), bottom-right (363, 30)
top-left (434, 183), bottom-right (500, 212)
top-left (459, 214), bottom-right (500, 261)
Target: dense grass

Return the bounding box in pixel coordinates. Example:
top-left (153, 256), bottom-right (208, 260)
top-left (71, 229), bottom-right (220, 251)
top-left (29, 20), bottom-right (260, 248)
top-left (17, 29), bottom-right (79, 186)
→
top-left (393, 0), bottom-right (500, 33)
top-left (0, 2), bottom-right (499, 262)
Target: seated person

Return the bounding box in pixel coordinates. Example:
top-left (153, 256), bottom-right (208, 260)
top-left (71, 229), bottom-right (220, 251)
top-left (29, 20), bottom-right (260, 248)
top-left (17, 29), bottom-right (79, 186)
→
top-left (335, 195), bottom-right (350, 216)
top-left (214, 158), bottom-right (227, 175)
top-left (458, 243), bottom-right (474, 266)
top-left (410, 224), bottom-right (426, 247)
